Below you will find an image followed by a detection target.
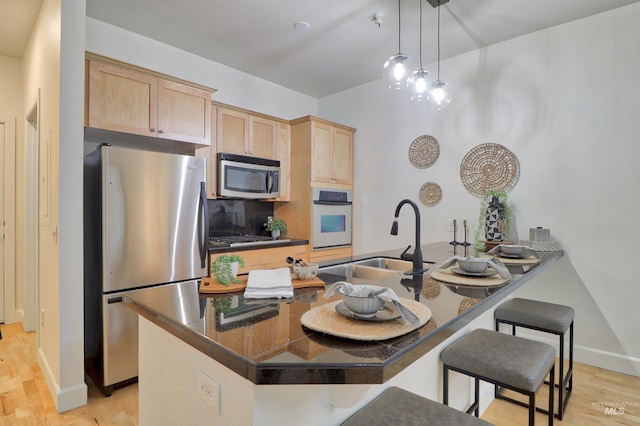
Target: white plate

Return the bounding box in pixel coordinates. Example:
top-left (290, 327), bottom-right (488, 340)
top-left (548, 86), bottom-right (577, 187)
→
top-left (497, 252), bottom-right (526, 259)
top-left (451, 267), bottom-right (498, 277)
top-left (335, 301), bottom-right (401, 322)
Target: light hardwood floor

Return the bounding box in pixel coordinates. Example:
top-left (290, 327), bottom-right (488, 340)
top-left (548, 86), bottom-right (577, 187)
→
top-left (1, 322), bottom-right (638, 425)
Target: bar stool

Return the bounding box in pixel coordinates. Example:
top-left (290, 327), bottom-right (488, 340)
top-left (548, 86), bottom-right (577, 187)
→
top-left (442, 329), bottom-right (555, 426)
top-left (495, 298), bottom-right (574, 420)
top-left (341, 386), bottom-right (493, 426)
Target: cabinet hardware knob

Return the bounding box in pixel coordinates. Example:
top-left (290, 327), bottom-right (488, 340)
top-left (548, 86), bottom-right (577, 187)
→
top-left (150, 128), bottom-right (157, 133)
top-left (159, 129), bottom-right (166, 134)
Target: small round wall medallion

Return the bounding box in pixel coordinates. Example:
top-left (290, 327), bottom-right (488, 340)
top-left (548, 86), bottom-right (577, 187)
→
top-left (419, 182), bottom-right (442, 206)
top-left (409, 135), bottom-right (440, 169)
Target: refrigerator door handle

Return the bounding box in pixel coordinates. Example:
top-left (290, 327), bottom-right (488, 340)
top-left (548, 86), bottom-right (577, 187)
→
top-left (199, 181), bottom-right (209, 269)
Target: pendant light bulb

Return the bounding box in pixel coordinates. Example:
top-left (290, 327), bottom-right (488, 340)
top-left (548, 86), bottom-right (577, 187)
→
top-left (383, 53), bottom-right (409, 89)
top-left (407, 69), bottom-right (431, 101)
top-left (427, 80), bottom-right (451, 110)
top-left (383, 0), bottom-right (408, 90)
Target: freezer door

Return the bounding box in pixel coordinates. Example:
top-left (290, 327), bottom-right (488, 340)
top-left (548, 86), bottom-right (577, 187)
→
top-left (103, 293), bottom-right (138, 387)
top-left (102, 146), bottom-right (208, 292)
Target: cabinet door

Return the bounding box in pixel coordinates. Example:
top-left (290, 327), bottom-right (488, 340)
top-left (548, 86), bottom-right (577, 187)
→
top-left (249, 115), bottom-right (277, 159)
top-left (275, 122), bottom-right (291, 201)
top-left (195, 105), bottom-right (217, 198)
top-left (217, 107), bottom-right (249, 155)
top-left (310, 121), bottom-right (333, 183)
top-left (88, 61), bottom-right (157, 137)
top-left (157, 80), bottom-right (211, 145)
top-left (331, 127), bottom-right (354, 185)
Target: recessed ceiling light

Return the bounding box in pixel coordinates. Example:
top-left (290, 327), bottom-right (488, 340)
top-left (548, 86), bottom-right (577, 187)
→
top-left (294, 21), bottom-right (310, 31)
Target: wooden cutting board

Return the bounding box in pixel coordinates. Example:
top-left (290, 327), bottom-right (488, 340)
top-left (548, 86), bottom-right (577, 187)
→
top-left (199, 274), bottom-right (326, 294)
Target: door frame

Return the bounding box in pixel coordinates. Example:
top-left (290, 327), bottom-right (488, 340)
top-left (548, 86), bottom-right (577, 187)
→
top-left (24, 96), bottom-right (39, 332)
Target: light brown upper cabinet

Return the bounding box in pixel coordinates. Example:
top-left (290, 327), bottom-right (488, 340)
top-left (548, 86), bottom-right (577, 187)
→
top-left (293, 117), bottom-right (354, 187)
top-left (195, 105), bottom-right (218, 198)
top-left (87, 60), bottom-right (212, 145)
top-left (216, 107), bottom-right (277, 159)
top-left (199, 103), bottom-right (291, 200)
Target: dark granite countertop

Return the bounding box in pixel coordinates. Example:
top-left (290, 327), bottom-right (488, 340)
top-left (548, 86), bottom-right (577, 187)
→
top-left (124, 242), bottom-right (563, 385)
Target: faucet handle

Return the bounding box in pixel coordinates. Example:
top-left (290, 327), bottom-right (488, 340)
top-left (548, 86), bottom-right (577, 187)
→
top-left (400, 245), bottom-right (413, 260)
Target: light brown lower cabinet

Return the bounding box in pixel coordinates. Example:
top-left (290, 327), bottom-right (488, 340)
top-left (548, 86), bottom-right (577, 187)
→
top-left (209, 244), bottom-right (309, 276)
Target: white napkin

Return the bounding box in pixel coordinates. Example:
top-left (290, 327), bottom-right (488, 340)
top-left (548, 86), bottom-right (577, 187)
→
top-left (324, 282), bottom-right (421, 326)
top-left (436, 256), bottom-right (512, 279)
top-left (487, 244), bottom-right (538, 258)
top-left (244, 267), bottom-right (293, 299)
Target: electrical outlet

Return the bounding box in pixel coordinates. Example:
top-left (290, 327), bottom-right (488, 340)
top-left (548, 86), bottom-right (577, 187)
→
top-left (448, 219), bottom-right (456, 232)
top-left (197, 370), bottom-right (221, 413)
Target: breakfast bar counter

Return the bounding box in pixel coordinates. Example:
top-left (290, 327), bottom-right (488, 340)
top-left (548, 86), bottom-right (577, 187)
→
top-left (124, 242), bottom-right (563, 425)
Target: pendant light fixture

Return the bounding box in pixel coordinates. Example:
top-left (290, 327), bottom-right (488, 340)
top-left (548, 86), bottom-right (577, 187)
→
top-left (407, 0), bottom-right (430, 101)
top-left (427, 0), bottom-right (451, 109)
top-left (383, 0), bottom-right (409, 89)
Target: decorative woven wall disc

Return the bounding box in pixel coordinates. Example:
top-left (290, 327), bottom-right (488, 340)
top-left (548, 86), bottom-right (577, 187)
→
top-left (419, 182), bottom-right (442, 206)
top-left (460, 143), bottom-right (520, 196)
top-left (409, 135), bottom-right (440, 168)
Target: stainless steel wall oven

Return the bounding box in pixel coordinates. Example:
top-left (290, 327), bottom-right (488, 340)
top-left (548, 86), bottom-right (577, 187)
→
top-left (311, 187), bottom-right (352, 249)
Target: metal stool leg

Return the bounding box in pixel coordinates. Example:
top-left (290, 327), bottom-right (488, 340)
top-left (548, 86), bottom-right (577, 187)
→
top-left (443, 365), bottom-right (449, 405)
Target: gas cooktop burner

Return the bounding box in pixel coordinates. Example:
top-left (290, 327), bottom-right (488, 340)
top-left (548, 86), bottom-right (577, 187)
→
top-left (209, 235), bottom-right (290, 248)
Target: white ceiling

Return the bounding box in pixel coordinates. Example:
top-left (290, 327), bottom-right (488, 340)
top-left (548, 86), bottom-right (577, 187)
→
top-left (3, 0), bottom-right (639, 98)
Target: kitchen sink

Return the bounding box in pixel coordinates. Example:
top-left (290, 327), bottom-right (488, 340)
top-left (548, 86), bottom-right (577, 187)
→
top-left (350, 257), bottom-right (414, 271)
top-left (317, 257), bottom-right (415, 284)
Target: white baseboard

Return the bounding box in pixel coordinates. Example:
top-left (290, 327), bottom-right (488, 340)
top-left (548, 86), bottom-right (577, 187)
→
top-left (15, 309), bottom-right (25, 324)
top-left (37, 347), bottom-right (87, 412)
top-left (515, 331), bottom-right (640, 378)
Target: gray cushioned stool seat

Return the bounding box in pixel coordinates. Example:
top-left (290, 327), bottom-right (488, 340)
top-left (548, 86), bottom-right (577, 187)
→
top-left (341, 386), bottom-right (493, 426)
top-left (495, 298), bottom-right (574, 334)
top-left (495, 298), bottom-right (575, 420)
top-left (442, 329), bottom-right (556, 425)
top-left (442, 329), bottom-right (555, 392)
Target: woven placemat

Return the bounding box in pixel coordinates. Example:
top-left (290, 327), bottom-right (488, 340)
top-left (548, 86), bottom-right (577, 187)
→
top-left (430, 267), bottom-right (510, 287)
top-left (460, 143), bottom-right (520, 196)
top-left (481, 254), bottom-right (541, 266)
top-left (300, 298), bottom-right (431, 341)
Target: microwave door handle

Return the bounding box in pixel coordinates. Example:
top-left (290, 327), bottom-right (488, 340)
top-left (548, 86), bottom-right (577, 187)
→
top-left (267, 171), bottom-right (274, 193)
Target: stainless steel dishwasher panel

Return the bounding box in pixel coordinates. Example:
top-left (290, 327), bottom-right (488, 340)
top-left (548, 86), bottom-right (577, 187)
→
top-left (103, 292), bottom-right (139, 387)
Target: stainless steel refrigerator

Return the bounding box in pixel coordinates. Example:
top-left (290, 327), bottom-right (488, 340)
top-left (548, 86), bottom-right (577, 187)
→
top-left (83, 144), bottom-right (208, 396)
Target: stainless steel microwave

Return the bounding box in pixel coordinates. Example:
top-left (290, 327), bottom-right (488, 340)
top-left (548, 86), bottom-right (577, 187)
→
top-left (217, 153), bottom-right (280, 199)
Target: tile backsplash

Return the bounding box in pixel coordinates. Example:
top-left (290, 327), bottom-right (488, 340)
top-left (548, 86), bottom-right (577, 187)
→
top-left (207, 199), bottom-right (274, 237)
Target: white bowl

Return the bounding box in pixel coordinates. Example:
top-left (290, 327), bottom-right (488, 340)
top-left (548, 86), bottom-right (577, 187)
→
top-left (501, 245), bottom-right (525, 255)
top-left (339, 289), bottom-right (385, 316)
top-left (293, 263), bottom-right (319, 280)
top-left (457, 258), bottom-right (489, 273)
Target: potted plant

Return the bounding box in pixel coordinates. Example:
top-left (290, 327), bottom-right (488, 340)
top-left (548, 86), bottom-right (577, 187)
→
top-left (263, 217), bottom-right (288, 239)
top-left (211, 254), bottom-right (245, 286)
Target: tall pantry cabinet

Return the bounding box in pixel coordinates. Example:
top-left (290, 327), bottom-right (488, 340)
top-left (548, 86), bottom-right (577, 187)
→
top-left (275, 116), bottom-right (355, 263)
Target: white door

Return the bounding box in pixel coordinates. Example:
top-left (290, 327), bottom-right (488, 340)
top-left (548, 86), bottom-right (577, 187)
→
top-left (0, 121), bottom-right (5, 323)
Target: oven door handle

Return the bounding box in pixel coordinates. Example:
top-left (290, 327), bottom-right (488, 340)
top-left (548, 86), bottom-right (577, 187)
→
top-left (313, 201), bottom-right (352, 206)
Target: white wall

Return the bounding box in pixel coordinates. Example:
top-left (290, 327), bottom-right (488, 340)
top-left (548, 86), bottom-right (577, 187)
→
top-left (20, 0), bottom-right (88, 411)
top-left (319, 4), bottom-right (640, 376)
top-left (85, 18), bottom-right (318, 120)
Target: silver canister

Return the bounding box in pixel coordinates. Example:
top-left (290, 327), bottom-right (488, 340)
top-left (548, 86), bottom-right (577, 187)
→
top-left (529, 227), bottom-right (550, 241)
